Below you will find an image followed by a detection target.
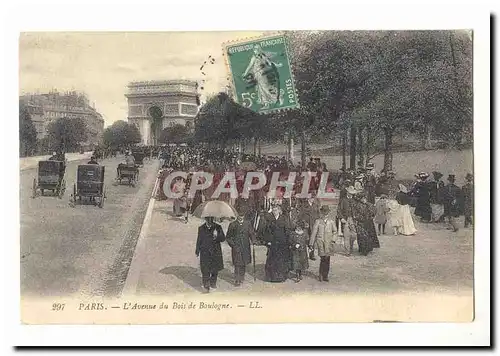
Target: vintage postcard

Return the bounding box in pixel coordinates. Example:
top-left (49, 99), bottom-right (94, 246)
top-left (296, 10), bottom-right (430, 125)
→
top-left (15, 22), bottom-right (486, 340)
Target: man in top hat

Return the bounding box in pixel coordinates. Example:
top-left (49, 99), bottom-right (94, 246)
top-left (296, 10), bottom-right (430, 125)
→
top-left (411, 172), bottom-right (432, 222)
top-left (462, 173), bottom-right (474, 228)
top-left (442, 174), bottom-right (462, 232)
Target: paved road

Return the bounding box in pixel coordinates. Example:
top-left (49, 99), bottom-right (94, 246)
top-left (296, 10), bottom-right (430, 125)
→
top-left (20, 156), bottom-right (160, 298)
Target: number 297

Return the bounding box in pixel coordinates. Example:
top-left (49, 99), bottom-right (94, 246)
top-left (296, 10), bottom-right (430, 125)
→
top-left (52, 303), bottom-right (65, 311)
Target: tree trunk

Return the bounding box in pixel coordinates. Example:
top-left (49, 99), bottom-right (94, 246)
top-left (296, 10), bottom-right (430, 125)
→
top-left (341, 131), bottom-right (347, 171)
top-left (253, 137), bottom-right (257, 156)
top-left (258, 140), bottom-right (261, 156)
top-left (423, 124), bottom-right (432, 150)
top-left (383, 127), bottom-right (394, 172)
top-left (349, 126), bottom-right (357, 170)
top-left (301, 131), bottom-right (306, 169)
top-left (357, 126), bottom-right (364, 168)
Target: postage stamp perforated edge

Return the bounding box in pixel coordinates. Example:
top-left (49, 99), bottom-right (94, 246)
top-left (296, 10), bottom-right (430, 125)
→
top-left (221, 32), bottom-right (301, 115)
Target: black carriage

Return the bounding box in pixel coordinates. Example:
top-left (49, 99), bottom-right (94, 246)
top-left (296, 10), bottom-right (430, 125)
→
top-left (132, 151), bottom-right (145, 167)
top-left (32, 160), bottom-right (66, 199)
top-left (71, 164), bottom-right (106, 208)
top-left (116, 164), bottom-right (139, 187)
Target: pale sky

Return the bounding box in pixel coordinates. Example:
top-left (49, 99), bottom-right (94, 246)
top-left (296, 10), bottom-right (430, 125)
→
top-left (19, 31), bottom-right (265, 126)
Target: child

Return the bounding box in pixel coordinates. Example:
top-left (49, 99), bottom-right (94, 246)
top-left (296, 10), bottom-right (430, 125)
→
top-left (386, 194), bottom-right (402, 236)
top-left (289, 221), bottom-right (309, 282)
top-left (374, 194), bottom-right (390, 235)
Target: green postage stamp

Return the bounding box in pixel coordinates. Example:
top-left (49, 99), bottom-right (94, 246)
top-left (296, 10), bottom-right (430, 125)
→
top-left (224, 34), bottom-right (300, 114)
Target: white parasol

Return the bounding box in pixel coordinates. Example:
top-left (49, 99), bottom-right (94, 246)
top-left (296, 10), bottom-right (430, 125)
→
top-left (192, 200), bottom-right (238, 220)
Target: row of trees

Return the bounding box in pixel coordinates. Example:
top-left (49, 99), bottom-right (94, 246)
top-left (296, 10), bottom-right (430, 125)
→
top-left (194, 30), bottom-right (473, 171)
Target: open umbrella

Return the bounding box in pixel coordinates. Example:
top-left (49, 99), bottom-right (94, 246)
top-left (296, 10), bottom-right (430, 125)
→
top-left (192, 200), bottom-right (238, 220)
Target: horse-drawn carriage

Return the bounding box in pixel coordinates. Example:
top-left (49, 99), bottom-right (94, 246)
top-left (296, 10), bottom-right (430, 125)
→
top-left (70, 164), bottom-right (106, 208)
top-left (116, 163), bottom-right (139, 187)
top-left (32, 160), bottom-right (66, 199)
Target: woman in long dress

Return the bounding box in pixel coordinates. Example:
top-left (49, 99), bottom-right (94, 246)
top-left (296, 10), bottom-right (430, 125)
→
top-left (396, 184), bottom-right (417, 236)
top-left (347, 187), bottom-right (378, 256)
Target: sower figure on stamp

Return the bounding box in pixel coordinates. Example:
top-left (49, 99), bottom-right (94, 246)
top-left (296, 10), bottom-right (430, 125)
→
top-left (462, 173), bottom-right (473, 228)
top-left (226, 211), bottom-right (256, 286)
top-left (195, 217), bottom-right (226, 293)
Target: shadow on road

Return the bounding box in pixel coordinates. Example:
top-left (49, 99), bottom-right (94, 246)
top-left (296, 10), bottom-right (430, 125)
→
top-left (159, 266), bottom-right (205, 292)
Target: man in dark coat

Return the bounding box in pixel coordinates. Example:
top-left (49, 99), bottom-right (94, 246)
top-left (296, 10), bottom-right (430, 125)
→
top-left (226, 214), bottom-right (256, 286)
top-left (443, 174), bottom-right (463, 232)
top-left (195, 217), bottom-right (226, 293)
top-left (298, 194), bottom-right (321, 260)
top-left (264, 204), bottom-right (292, 282)
top-left (462, 173), bottom-right (474, 228)
top-left (364, 163), bottom-right (377, 204)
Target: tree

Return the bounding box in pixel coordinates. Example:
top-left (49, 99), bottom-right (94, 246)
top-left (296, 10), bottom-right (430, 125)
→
top-left (19, 101), bottom-right (38, 157)
top-left (46, 116), bottom-right (87, 153)
top-left (195, 92), bottom-right (259, 148)
top-left (102, 120), bottom-right (141, 148)
top-left (160, 124), bottom-right (192, 144)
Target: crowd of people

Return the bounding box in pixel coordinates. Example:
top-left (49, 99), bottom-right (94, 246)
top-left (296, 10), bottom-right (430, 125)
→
top-left (154, 144), bottom-right (474, 293)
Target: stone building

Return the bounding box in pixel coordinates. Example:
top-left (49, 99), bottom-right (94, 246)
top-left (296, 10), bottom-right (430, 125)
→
top-left (19, 91), bottom-right (105, 146)
top-left (125, 80), bottom-right (199, 145)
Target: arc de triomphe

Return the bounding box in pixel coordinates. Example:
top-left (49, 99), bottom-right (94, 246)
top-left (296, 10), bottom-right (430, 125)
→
top-left (126, 80), bottom-right (199, 145)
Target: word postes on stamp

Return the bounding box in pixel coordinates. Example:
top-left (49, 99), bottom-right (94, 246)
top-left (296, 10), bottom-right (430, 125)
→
top-left (224, 34), bottom-right (299, 114)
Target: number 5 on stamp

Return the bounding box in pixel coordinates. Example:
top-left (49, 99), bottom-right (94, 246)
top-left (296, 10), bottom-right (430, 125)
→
top-left (224, 34), bottom-right (300, 114)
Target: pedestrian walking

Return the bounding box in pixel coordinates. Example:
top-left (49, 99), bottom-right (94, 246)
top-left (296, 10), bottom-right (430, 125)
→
top-left (226, 213), bottom-right (256, 286)
top-left (264, 204), bottom-right (292, 283)
top-left (195, 217), bottom-right (226, 293)
top-left (309, 205), bottom-right (337, 282)
top-left (396, 184), bottom-right (417, 236)
top-left (289, 220), bottom-right (309, 282)
top-left (462, 173), bottom-right (473, 228)
top-left (443, 174), bottom-right (462, 232)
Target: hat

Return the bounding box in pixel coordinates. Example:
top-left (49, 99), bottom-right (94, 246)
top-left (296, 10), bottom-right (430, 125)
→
top-left (448, 174), bottom-right (456, 182)
top-left (380, 194), bottom-right (388, 199)
top-left (320, 205), bottom-right (330, 215)
top-left (398, 184), bottom-right (408, 193)
top-left (432, 171), bottom-right (443, 181)
top-left (466, 173), bottom-right (473, 181)
top-left (366, 162), bottom-right (375, 169)
top-left (418, 172), bottom-right (429, 178)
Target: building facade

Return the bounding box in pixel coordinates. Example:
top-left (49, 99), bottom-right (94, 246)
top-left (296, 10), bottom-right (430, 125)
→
top-left (19, 91), bottom-right (105, 146)
top-left (125, 80), bottom-right (199, 145)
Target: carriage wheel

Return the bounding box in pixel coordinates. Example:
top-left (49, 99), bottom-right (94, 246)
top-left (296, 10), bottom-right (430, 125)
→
top-left (31, 178), bottom-right (37, 199)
